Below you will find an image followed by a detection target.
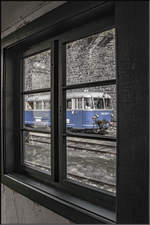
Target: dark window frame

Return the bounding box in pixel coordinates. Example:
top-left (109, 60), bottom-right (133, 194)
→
top-left (15, 7), bottom-right (116, 210)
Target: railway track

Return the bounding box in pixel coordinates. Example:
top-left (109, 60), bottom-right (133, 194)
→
top-left (25, 161), bottom-right (115, 190)
top-left (27, 133), bottom-right (116, 155)
top-left (27, 137), bottom-right (116, 155)
top-left (68, 173), bottom-right (116, 188)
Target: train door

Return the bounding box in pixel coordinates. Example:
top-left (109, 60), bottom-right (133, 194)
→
top-left (66, 98), bottom-right (83, 129)
top-left (71, 98), bottom-right (83, 129)
top-left (66, 98), bottom-right (73, 128)
top-left (24, 100), bottom-right (34, 125)
top-left (82, 97), bottom-right (94, 129)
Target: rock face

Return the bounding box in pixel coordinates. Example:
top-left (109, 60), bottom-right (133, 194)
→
top-left (66, 29), bottom-right (116, 85)
top-left (24, 28), bottom-right (116, 120)
top-left (24, 50), bottom-right (51, 91)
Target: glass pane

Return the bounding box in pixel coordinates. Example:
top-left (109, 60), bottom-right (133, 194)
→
top-left (24, 49), bottom-right (51, 91)
top-left (24, 92), bottom-right (51, 130)
top-left (66, 85), bottom-right (116, 138)
top-left (67, 137), bottom-right (116, 193)
top-left (66, 28), bottom-right (115, 85)
top-left (24, 131), bottom-right (51, 173)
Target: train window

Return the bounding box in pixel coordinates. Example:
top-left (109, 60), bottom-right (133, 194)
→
top-left (24, 49), bottom-right (51, 91)
top-left (44, 101), bottom-right (50, 110)
top-left (67, 99), bottom-right (72, 109)
top-left (26, 101), bottom-right (34, 110)
top-left (93, 98), bottom-right (104, 109)
top-left (84, 98), bottom-right (93, 109)
top-left (75, 99), bottom-right (78, 109)
top-left (36, 101), bottom-right (42, 110)
top-left (78, 98), bottom-right (82, 109)
top-left (105, 98), bottom-right (111, 109)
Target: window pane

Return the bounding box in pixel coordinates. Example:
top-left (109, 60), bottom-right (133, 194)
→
top-left (24, 92), bottom-right (51, 130)
top-left (66, 85), bottom-right (116, 138)
top-left (44, 101), bottom-right (50, 110)
top-left (66, 28), bottom-right (115, 85)
top-left (24, 49), bottom-right (51, 91)
top-left (24, 132), bottom-right (51, 173)
top-left (67, 137), bottom-right (116, 194)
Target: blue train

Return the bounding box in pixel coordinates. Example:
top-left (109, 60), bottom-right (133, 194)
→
top-left (24, 91), bottom-right (113, 130)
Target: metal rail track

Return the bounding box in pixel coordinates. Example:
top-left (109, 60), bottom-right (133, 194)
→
top-left (25, 161), bottom-right (115, 189)
top-left (28, 138), bottom-right (116, 155)
top-left (67, 173), bottom-right (115, 188)
top-left (67, 145), bottom-right (116, 155)
top-left (27, 134), bottom-right (116, 154)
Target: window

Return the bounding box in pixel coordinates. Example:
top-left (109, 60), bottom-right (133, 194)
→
top-left (62, 28), bottom-right (116, 200)
top-left (44, 100), bottom-right (50, 110)
top-left (67, 99), bottom-right (72, 109)
top-left (94, 98), bottom-right (104, 109)
top-left (105, 98), bottom-right (111, 109)
top-left (84, 97), bottom-right (93, 109)
top-left (20, 25), bottom-right (116, 210)
top-left (23, 49), bottom-right (51, 174)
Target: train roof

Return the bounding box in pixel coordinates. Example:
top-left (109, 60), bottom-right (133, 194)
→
top-left (25, 92), bottom-right (111, 101)
top-left (67, 92), bottom-right (111, 99)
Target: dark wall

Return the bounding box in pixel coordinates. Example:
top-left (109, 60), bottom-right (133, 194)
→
top-left (116, 1), bottom-right (149, 223)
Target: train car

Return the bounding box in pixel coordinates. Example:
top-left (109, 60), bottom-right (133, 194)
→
top-left (24, 91), bottom-right (113, 130)
top-left (66, 92), bottom-right (113, 130)
top-left (24, 94), bottom-right (51, 127)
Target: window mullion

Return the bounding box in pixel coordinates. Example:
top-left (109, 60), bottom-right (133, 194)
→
top-left (59, 42), bottom-right (67, 182)
top-left (51, 40), bottom-right (59, 182)
top-left (22, 88), bottom-right (51, 95)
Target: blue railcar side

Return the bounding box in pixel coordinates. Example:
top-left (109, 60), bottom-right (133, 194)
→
top-left (24, 110), bottom-right (113, 129)
top-left (66, 110), bottom-right (113, 129)
top-left (24, 111), bottom-right (51, 126)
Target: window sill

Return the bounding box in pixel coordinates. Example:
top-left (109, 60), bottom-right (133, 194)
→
top-left (2, 173), bottom-right (116, 224)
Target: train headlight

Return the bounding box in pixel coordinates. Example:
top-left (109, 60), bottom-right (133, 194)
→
top-left (66, 118), bottom-right (70, 124)
top-left (35, 117), bottom-right (41, 122)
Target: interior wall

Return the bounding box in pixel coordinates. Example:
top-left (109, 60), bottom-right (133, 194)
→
top-left (1, 1), bottom-right (66, 38)
top-left (1, 184), bottom-right (71, 224)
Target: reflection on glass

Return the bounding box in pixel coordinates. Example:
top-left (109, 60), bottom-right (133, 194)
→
top-left (67, 137), bottom-right (116, 193)
top-left (24, 49), bottom-right (51, 91)
top-left (66, 86), bottom-right (116, 137)
top-left (24, 132), bottom-right (51, 173)
top-left (66, 28), bottom-right (115, 85)
top-left (24, 92), bottom-right (51, 130)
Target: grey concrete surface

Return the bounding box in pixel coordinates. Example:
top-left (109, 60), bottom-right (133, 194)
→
top-left (1, 184), bottom-right (72, 224)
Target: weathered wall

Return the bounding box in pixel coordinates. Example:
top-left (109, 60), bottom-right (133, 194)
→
top-left (1, 184), bottom-right (72, 224)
